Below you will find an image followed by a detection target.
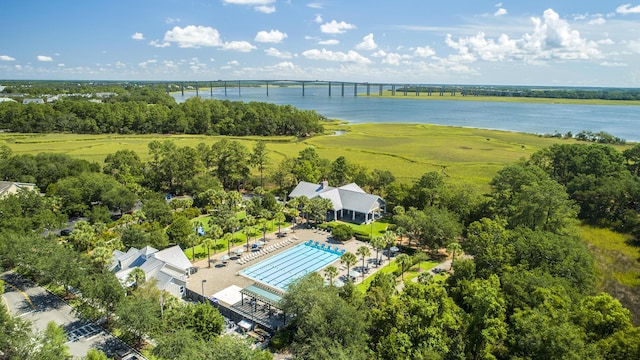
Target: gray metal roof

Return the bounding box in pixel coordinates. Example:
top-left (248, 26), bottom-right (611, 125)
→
top-left (289, 181), bottom-right (384, 213)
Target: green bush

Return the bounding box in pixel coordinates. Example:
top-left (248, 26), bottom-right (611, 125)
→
top-left (331, 224), bottom-right (354, 241)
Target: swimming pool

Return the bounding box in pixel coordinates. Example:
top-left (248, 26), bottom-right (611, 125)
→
top-left (239, 241), bottom-right (344, 291)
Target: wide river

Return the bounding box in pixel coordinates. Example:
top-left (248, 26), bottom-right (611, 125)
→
top-left (172, 86), bottom-right (640, 142)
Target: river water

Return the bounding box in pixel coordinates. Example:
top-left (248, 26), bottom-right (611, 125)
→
top-left (172, 86), bottom-right (640, 141)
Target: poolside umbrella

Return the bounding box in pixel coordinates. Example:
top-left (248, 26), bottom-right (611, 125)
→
top-left (220, 255), bottom-right (231, 261)
top-left (333, 279), bottom-right (345, 287)
top-left (255, 240), bottom-right (265, 247)
top-left (234, 248), bottom-right (245, 255)
top-left (349, 270), bottom-right (361, 278)
top-left (390, 246), bottom-right (400, 252)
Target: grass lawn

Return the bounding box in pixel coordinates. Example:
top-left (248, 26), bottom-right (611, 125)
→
top-left (403, 260), bottom-right (440, 282)
top-left (357, 259), bottom-right (400, 292)
top-left (577, 224), bottom-right (640, 287)
top-left (323, 219), bottom-right (390, 240)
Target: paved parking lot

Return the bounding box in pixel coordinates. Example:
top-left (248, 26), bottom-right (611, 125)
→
top-left (1, 271), bottom-right (140, 359)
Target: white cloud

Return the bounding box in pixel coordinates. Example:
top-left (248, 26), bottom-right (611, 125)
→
top-left (600, 61), bottom-right (627, 67)
top-left (314, 15), bottom-right (323, 23)
top-left (14, 65), bottom-right (22, 70)
top-left (37, 55), bottom-right (53, 62)
top-left (597, 38), bottom-right (615, 45)
top-left (163, 25), bottom-right (222, 48)
top-left (115, 61), bottom-right (126, 68)
top-left (166, 17), bottom-right (180, 24)
top-left (320, 20), bottom-right (357, 34)
top-left (308, 3), bottom-right (323, 9)
top-left (371, 50), bottom-right (387, 57)
top-left (58, 63), bottom-right (65, 67)
top-left (131, 32), bottom-right (145, 40)
top-left (265, 47), bottom-right (293, 58)
top-left (0, 55), bottom-right (16, 61)
top-left (616, 4), bottom-right (640, 14)
top-left (319, 39), bottom-right (339, 45)
top-left (382, 53), bottom-right (406, 66)
top-left (588, 17), bottom-right (606, 25)
top-left (255, 29), bottom-right (288, 43)
top-left (255, 5), bottom-right (275, 13)
top-left (445, 9), bottom-right (600, 63)
top-left (302, 48), bottom-right (371, 64)
top-left (163, 60), bottom-right (178, 68)
top-left (227, 60), bottom-right (240, 66)
top-left (355, 33), bottom-right (378, 50)
top-left (414, 45), bottom-right (436, 57)
top-left (138, 59), bottom-right (158, 68)
top-left (494, 8), bottom-right (507, 16)
top-left (627, 40), bottom-right (640, 52)
top-left (149, 40), bottom-right (171, 48)
top-left (222, 41), bottom-right (257, 52)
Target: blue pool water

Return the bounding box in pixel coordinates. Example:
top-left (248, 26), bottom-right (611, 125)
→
top-left (239, 241), bottom-right (343, 291)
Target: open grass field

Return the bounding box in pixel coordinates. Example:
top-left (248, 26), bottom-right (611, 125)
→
top-left (577, 224), bottom-right (640, 324)
top-left (3, 123), bottom-right (624, 189)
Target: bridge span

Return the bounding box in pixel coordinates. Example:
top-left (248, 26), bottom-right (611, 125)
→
top-left (156, 80), bottom-right (496, 98)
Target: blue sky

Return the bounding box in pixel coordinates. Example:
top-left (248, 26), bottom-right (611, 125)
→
top-left (1, 1), bottom-right (640, 86)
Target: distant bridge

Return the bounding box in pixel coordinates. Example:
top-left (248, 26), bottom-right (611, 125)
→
top-left (145, 80), bottom-right (522, 98)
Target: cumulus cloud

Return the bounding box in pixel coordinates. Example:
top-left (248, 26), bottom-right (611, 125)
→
top-left (265, 47), bottom-right (293, 58)
top-left (255, 29), bottom-right (288, 43)
top-left (58, 63), bottom-right (65, 67)
top-left (616, 4), bottom-right (640, 14)
top-left (302, 48), bottom-right (371, 64)
top-left (308, 3), bottom-right (323, 9)
top-left (37, 55), bottom-right (53, 62)
top-left (445, 9), bottom-right (600, 63)
top-left (320, 20), bottom-right (357, 34)
top-left (494, 8), bottom-right (507, 16)
top-left (371, 50), bottom-right (387, 57)
top-left (0, 55), bottom-right (16, 61)
top-left (222, 41), bottom-right (257, 52)
top-left (131, 32), bottom-right (145, 40)
top-left (163, 25), bottom-right (222, 48)
top-left (314, 15), bottom-right (323, 23)
top-left (255, 5), bottom-right (275, 13)
top-left (355, 33), bottom-right (378, 50)
top-left (318, 39), bottom-right (339, 45)
top-left (149, 40), bottom-right (171, 48)
top-left (138, 59), bottom-right (158, 68)
top-left (414, 45), bottom-right (436, 57)
top-left (382, 53), bottom-right (410, 66)
top-left (115, 61), bottom-right (126, 68)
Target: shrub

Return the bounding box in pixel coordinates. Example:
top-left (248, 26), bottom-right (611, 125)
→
top-left (331, 224), bottom-right (354, 241)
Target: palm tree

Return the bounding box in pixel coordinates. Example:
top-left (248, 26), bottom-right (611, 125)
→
top-left (127, 267), bottom-right (146, 290)
top-left (208, 223), bottom-right (223, 254)
top-left (259, 209), bottom-right (271, 241)
top-left (396, 253), bottom-right (411, 282)
top-left (356, 246), bottom-right (371, 278)
top-left (418, 271), bottom-right (433, 284)
top-left (286, 197), bottom-right (300, 231)
top-left (187, 233), bottom-right (201, 261)
top-left (243, 214), bottom-right (256, 252)
top-left (223, 232), bottom-right (233, 256)
top-left (446, 241), bottom-right (463, 270)
top-left (371, 236), bottom-right (386, 267)
top-left (382, 230), bottom-right (397, 263)
top-left (324, 266), bottom-right (338, 286)
top-left (273, 211), bottom-right (286, 235)
top-left (201, 237), bottom-right (214, 268)
top-left (340, 252), bottom-right (357, 281)
top-left (297, 196), bottom-right (311, 227)
top-left (91, 246), bottom-right (112, 268)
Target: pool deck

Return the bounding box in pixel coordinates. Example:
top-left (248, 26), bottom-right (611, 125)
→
top-left (187, 226), bottom-right (385, 302)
